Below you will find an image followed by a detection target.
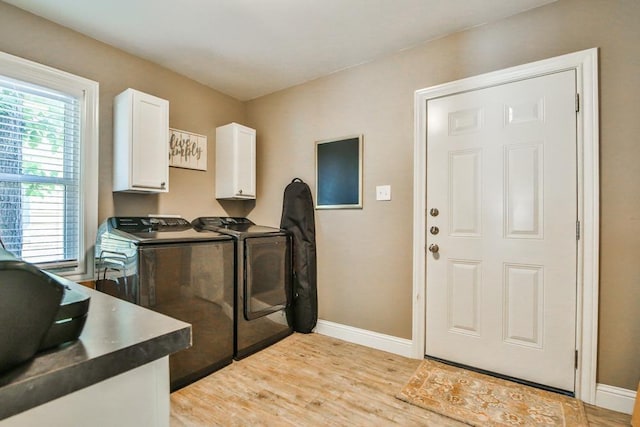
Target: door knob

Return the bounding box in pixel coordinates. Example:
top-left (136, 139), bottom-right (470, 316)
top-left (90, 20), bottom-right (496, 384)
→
top-left (428, 244), bottom-right (439, 253)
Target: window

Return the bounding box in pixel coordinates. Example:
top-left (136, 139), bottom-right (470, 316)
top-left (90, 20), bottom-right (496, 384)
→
top-left (0, 52), bottom-right (98, 280)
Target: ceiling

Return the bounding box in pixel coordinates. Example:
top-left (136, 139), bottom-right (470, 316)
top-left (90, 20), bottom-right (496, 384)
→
top-left (4, 0), bottom-right (556, 101)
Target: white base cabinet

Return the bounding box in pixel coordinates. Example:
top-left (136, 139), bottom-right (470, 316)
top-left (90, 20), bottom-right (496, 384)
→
top-left (215, 123), bottom-right (256, 200)
top-left (0, 358), bottom-right (170, 427)
top-left (113, 88), bottom-right (169, 193)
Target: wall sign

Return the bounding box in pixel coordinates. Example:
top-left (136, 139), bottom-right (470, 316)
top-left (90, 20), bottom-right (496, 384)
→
top-left (315, 134), bottom-right (363, 209)
top-left (169, 128), bottom-right (207, 171)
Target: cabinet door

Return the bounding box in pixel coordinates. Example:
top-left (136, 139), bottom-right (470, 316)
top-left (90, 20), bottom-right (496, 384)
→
top-left (234, 126), bottom-right (255, 197)
top-left (131, 91), bottom-right (168, 191)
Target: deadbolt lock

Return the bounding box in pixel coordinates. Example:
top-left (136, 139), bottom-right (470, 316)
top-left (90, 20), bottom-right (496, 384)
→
top-left (430, 226), bottom-right (439, 235)
top-left (429, 208), bottom-right (439, 217)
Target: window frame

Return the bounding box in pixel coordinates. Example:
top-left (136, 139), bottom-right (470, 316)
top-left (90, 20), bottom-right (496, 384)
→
top-left (0, 51), bottom-right (99, 281)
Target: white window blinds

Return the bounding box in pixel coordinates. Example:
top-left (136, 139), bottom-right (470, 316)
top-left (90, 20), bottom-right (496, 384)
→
top-left (0, 75), bottom-right (81, 268)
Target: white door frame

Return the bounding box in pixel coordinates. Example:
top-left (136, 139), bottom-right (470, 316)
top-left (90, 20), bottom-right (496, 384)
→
top-left (412, 48), bottom-right (599, 403)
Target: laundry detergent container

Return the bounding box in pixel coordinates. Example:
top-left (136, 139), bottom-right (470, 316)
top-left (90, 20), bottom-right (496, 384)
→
top-left (0, 248), bottom-right (64, 373)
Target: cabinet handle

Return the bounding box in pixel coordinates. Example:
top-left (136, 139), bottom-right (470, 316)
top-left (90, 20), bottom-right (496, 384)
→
top-left (161, 182), bottom-right (166, 188)
top-left (238, 189), bottom-right (243, 195)
top-left (134, 184), bottom-right (166, 190)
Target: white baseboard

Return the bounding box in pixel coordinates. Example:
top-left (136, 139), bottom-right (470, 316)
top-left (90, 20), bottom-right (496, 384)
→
top-left (314, 319), bottom-right (414, 358)
top-left (595, 383), bottom-right (637, 414)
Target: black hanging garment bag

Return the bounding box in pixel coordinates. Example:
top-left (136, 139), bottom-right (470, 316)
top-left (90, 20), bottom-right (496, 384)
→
top-left (280, 178), bottom-right (317, 333)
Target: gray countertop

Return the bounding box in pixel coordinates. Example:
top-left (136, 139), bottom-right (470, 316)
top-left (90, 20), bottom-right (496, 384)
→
top-left (0, 278), bottom-right (191, 421)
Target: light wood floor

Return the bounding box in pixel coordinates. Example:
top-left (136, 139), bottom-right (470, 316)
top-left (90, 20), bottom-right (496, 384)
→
top-left (171, 333), bottom-right (632, 426)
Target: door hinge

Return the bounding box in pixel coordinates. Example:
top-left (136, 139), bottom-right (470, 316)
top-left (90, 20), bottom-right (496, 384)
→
top-left (576, 220), bottom-right (581, 240)
top-left (576, 93), bottom-right (580, 113)
top-left (575, 350), bottom-right (579, 369)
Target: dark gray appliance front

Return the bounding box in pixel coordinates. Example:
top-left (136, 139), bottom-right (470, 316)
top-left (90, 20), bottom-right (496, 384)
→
top-left (95, 217), bottom-right (234, 390)
top-left (192, 217), bottom-right (292, 359)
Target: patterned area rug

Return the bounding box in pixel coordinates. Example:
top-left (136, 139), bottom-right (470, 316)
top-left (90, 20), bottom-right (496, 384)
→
top-left (397, 359), bottom-right (588, 426)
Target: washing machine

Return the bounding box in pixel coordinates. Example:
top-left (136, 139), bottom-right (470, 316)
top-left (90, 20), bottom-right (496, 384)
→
top-left (94, 216), bottom-right (234, 390)
top-left (191, 217), bottom-right (293, 359)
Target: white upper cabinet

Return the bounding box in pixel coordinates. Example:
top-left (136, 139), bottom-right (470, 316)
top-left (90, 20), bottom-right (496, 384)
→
top-left (215, 123), bottom-right (256, 200)
top-left (113, 88), bottom-right (169, 193)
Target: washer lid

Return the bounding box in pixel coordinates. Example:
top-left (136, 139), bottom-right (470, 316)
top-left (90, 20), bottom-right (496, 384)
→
top-left (109, 216), bottom-right (191, 231)
top-left (106, 217), bottom-right (232, 244)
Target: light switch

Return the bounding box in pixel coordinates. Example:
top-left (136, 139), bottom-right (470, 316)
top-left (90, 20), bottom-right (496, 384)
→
top-left (376, 185), bottom-right (391, 201)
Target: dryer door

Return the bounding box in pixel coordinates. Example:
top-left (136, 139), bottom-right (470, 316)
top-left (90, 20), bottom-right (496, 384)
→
top-left (243, 235), bottom-right (291, 320)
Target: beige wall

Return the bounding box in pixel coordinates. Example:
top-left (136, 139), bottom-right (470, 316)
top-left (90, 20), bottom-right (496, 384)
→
top-left (1, 0), bottom-right (638, 391)
top-left (0, 1), bottom-right (253, 223)
top-left (246, 0), bottom-right (640, 390)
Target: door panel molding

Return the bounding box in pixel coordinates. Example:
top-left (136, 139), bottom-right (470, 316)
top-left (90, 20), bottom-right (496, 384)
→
top-left (412, 48), bottom-right (599, 403)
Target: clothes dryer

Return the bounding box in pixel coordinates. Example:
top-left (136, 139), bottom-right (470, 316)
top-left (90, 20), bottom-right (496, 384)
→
top-left (191, 217), bottom-right (292, 359)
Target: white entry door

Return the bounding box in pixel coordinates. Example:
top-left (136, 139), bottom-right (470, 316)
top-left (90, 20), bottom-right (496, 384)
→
top-left (425, 70), bottom-right (578, 392)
